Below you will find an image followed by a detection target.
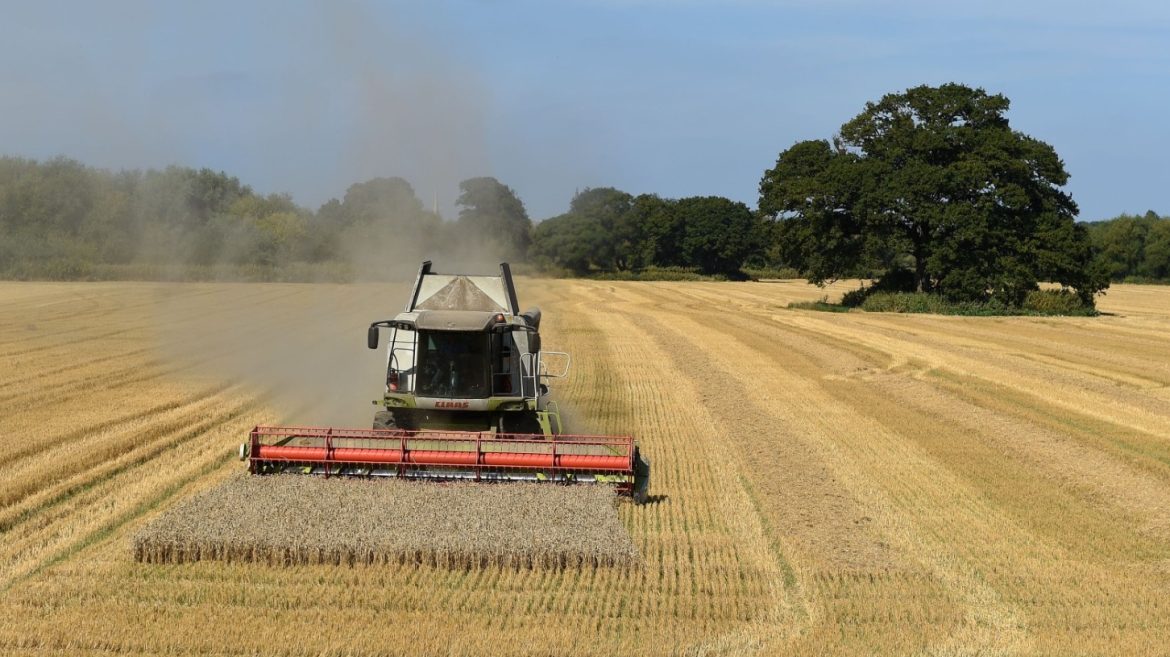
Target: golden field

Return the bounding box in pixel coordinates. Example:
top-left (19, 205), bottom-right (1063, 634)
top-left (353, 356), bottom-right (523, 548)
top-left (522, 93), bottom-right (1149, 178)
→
top-left (1, 279), bottom-right (1168, 656)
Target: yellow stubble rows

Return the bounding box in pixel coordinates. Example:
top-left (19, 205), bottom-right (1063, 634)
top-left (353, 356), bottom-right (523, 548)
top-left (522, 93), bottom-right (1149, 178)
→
top-left (607, 281), bottom-right (1170, 655)
top-left (0, 281), bottom-right (793, 656)
top-left (0, 280), bottom-right (1168, 656)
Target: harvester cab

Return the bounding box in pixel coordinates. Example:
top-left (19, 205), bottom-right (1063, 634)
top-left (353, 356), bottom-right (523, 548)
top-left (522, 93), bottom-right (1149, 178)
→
top-left (366, 261), bottom-right (567, 436)
top-left (241, 261), bottom-right (651, 503)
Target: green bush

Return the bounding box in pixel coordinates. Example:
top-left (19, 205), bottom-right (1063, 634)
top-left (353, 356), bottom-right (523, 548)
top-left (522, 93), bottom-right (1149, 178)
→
top-left (1120, 276), bottom-right (1170, 285)
top-left (5, 258), bottom-right (95, 281)
top-left (840, 286), bottom-right (870, 308)
top-left (1021, 289), bottom-right (1096, 316)
top-left (788, 296), bottom-right (852, 313)
top-left (591, 266), bottom-right (719, 281)
top-left (858, 291), bottom-right (1096, 316)
top-left (861, 292), bottom-right (943, 313)
top-left (742, 266), bottom-right (801, 280)
top-left (860, 292), bottom-right (1005, 315)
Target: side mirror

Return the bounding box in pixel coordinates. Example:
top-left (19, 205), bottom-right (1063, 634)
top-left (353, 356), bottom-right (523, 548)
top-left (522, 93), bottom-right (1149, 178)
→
top-left (367, 325), bottom-right (379, 350)
top-left (529, 333), bottom-right (541, 354)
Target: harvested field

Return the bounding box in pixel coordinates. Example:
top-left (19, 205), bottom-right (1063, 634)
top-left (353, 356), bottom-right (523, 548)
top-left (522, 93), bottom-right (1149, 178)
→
top-left (134, 475), bottom-right (637, 568)
top-left (1, 279), bottom-right (1169, 656)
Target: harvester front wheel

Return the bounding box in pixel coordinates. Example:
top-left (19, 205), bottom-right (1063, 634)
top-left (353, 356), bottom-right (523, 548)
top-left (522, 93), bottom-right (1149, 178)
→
top-left (372, 410), bottom-right (397, 431)
top-left (633, 448), bottom-right (651, 504)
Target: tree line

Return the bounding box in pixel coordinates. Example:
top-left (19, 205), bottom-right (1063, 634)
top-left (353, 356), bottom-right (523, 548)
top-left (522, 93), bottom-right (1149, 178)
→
top-left (1085, 211), bottom-right (1170, 282)
top-left (1, 83), bottom-right (1160, 305)
top-left (0, 157), bottom-right (532, 281)
top-left (530, 190), bottom-right (760, 277)
top-left (0, 155), bottom-right (765, 282)
top-left (536, 84), bottom-right (1142, 308)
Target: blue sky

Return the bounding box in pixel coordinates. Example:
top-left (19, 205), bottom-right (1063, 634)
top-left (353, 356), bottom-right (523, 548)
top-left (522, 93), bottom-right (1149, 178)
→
top-left (1, 1), bottom-right (1166, 221)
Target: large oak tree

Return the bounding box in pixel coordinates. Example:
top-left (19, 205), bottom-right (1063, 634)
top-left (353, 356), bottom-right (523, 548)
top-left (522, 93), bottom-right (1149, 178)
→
top-left (761, 83), bottom-right (1108, 304)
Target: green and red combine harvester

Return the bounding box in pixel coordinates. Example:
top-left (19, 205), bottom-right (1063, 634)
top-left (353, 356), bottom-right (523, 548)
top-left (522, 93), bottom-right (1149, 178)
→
top-left (240, 261), bottom-right (651, 503)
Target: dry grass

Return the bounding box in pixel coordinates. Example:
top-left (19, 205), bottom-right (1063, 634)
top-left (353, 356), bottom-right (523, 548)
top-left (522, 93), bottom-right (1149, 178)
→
top-left (133, 475), bottom-right (637, 568)
top-left (1, 279), bottom-right (1169, 656)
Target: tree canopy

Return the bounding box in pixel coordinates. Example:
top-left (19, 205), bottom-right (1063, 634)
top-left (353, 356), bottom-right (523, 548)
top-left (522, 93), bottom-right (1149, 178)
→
top-left (530, 188), bottom-right (761, 277)
top-left (1086, 211), bottom-right (1170, 281)
top-left (0, 84), bottom-right (1141, 296)
top-left (530, 187), bottom-right (637, 275)
top-left (0, 158), bottom-right (524, 281)
top-left (675, 196), bottom-right (758, 276)
top-left (761, 83), bottom-right (1109, 304)
top-left (455, 177), bottom-right (532, 260)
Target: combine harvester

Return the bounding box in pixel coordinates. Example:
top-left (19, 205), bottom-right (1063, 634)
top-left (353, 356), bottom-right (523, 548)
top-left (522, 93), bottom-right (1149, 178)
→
top-left (240, 261), bottom-right (651, 503)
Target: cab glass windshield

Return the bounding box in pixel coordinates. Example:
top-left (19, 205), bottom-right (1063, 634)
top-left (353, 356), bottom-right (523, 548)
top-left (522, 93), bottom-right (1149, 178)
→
top-left (416, 331), bottom-right (491, 398)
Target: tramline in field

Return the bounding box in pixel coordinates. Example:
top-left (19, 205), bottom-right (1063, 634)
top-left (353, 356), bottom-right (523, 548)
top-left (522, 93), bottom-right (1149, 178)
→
top-left (242, 261), bottom-right (651, 502)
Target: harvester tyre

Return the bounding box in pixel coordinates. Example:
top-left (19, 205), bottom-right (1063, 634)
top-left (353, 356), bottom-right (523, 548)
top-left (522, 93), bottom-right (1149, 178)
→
top-left (373, 410), bottom-right (397, 431)
top-left (633, 449), bottom-right (651, 504)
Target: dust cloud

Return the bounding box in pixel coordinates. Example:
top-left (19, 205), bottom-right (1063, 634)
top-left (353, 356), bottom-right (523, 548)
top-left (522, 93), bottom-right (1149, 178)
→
top-left (150, 283), bottom-right (395, 427)
top-left (152, 261), bottom-right (519, 428)
top-left (140, 1), bottom-right (514, 425)
top-left (319, 2), bottom-right (491, 217)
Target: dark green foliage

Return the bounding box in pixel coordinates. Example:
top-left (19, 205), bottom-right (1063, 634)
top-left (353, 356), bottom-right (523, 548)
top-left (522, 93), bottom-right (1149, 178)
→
top-left (674, 196), bottom-right (757, 276)
top-left (857, 290), bottom-right (1095, 316)
top-left (839, 268), bottom-right (930, 307)
top-left (530, 211), bottom-right (606, 275)
top-left (530, 188), bottom-right (637, 275)
top-left (1086, 211), bottom-right (1170, 282)
top-left (861, 292), bottom-right (994, 314)
top-left (839, 286), bottom-right (869, 308)
top-left (741, 266), bottom-right (801, 280)
top-left (568, 188), bottom-right (637, 271)
top-left (760, 83), bottom-right (1108, 307)
top-left (590, 266), bottom-right (716, 281)
top-left (787, 297), bottom-right (853, 312)
top-left (1021, 289), bottom-right (1095, 315)
top-left (626, 194), bottom-right (684, 270)
top-left (760, 140), bottom-right (874, 283)
top-left (1148, 221), bottom-right (1170, 280)
top-left (530, 188), bottom-right (762, 277)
